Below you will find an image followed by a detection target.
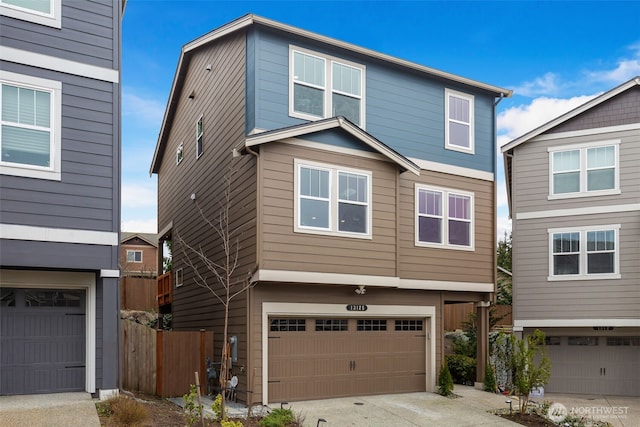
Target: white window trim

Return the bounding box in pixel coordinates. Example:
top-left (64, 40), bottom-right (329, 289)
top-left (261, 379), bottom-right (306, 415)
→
top-left (126, 250), bottom-right (143, 263)
top-left (289, 45), bottom-right (366, 128)
top-left (414, 184), bottom-right (475, 251)
top-left (444, 88), bottom-right (474, 154)
top-left (547, 224), bottom-right (621, 281)
top-left (196, 115), bottom-right (203, 159)
top-left (176, 142), bottom-right (184, 165)
top-left (0, 0), bottom-right (61, 29)
top-left (175, 268), bottom-right (183, 288)
top-left (0, 70), bottom-right (61, 180)
top-left (548, 140), bottom-right (620, 199)
top-left (294, 158), bottom-right (372, 239)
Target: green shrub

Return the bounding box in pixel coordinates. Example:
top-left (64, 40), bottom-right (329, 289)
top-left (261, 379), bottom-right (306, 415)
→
top-left (183, 384), bottom-right (202, 427)
top-left (446, 354), bottom-right (476, 385)
top-left (211, 393), bottom-right (223, 420)
top-left (437, 363), bottom-right (454, 396)
top-left (221, 420), bottom-right (244, 427)
top-left (483, 363), bottom-right (497, 392)
top-left (259, 408), bottom-right (295, 427)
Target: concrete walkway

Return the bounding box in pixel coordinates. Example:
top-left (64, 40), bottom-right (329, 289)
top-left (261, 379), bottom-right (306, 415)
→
top-left (0, 392), bottom-right (100, 427)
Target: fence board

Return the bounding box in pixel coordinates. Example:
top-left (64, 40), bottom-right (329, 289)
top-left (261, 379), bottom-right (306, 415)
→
top-left (121, 319), bottom-right (214, 397)
top-left (121, 277), bottom-right (157, 311)
top-left (444, 303), bottom-right (512, 331)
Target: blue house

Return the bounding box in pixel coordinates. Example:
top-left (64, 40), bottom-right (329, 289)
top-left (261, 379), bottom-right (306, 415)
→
top-left (0, 0), bottom-right (123, 398)
top-left (151, 14), bottom-right (511, 404)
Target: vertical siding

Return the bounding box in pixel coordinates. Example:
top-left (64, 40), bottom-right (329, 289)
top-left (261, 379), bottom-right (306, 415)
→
top-left (259, 143), bottom-right (398, 277)
top-left (398, 171), bottom-right (495, 284)
top-left (249, 27), bottom-right (496, 173)
top-left (0, 0), bottom-right (117, 69)
top-left (155, 31), bottom-right (255, 393)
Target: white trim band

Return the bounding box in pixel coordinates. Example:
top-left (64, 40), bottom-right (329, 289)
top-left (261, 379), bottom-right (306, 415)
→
top-left (517, 203), bottom-right (640, 220)
top-left (1, 224), bottom-right (119, 246)
top-left (532, 123), bottom-right (640, 142)
top-left (251, 269), bottom-right (493, 292)
top-left (100, 269), bottom-right (121, 278)
top-left (515, 319), bottom-right (640, 328)
top-left (0, 46), bottom-right (119, 83)
top-left (410, 158), bottom-right (494, 182)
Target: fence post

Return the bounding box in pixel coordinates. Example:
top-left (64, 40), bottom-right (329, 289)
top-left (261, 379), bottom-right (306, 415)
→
top-left (200, 329), bottom-right (206, 393)
top-left (156, 330), bottom-right (163, 397)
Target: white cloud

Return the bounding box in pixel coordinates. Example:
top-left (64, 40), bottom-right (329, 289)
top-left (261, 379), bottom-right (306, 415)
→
top-left (586, 42), bottom-right (640, 85)
top-left (122, 90), bottom-right (166, 124)
top-left (122, 182), bottom-right (157, 208)
top-left (512, 72), bottom-right (561, 97)
top-left (121, 218), bottom-right (157, 233)
top-left (497, 213), bottom-right (511, 241)
top-left (497, 95), bottom-right (597, 146)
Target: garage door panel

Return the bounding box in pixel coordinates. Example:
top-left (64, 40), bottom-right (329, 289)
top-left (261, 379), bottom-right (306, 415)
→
top-left (268, 317), bottom-right (427, 402)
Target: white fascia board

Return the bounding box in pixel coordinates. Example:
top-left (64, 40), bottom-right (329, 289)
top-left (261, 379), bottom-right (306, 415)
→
top-left (501, 77), bottom-right (640, 153)
top-left (1, 224), bottom-right (118, 246)
top-left (399, 279), bottom-right (494, 293)
top-left (515, 319), bottom-right (640, 328)
top-left (410, 157), bottom-right (494, 181)
top-left (0, 46), bottom-right (119, 83)
top-left (516, 203), bottom-right (640, 220)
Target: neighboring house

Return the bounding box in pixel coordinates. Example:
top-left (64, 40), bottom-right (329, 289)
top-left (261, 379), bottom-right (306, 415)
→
top-left (502, 77), bottom-right (640, 396)
top-left (0, 0), bottom-right (123, 398)
top-left (150, 14), bottom-right (511, 404)
top-left (121, 232), bottom-right (158, 277)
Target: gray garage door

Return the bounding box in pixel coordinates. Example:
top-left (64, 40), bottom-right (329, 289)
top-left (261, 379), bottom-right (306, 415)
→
top-left (0, 288), bottom-right (86, 395)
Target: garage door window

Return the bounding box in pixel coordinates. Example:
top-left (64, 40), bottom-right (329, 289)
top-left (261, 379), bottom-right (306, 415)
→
top-left (568, 336), bottom-right (598, 346)
top-left (607, 337), bottom-right (640, 346)
top-left (357, 319), bottom-right (386, 331)
top-left (24, 289), bottom-right (82, 307)
top-left (1, 288), bottom-right (15, 306)
top-left (545, 336), bottom-right (561, 346)
top-left (270, 319), bottom-right (305, 332)
top-left (395, 320), bottom-right (423, 331)
top-left (315, 319), bottom-right (348, 331)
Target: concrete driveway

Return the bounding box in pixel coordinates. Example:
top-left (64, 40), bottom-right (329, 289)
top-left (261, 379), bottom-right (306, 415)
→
top-left (287, 386), bottom-right (640, 427)
top-left (0, 392), bottom-right (100, 427)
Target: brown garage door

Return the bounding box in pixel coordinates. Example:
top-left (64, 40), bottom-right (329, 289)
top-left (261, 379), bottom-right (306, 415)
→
top-left (268, 318), bottom-right (426, 402)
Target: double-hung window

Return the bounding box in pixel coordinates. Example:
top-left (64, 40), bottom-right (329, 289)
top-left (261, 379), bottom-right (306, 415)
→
top-left (416, 185), bottom-right (473, 250)
top-left (295, 159), bottom-right (371, 238)
top-left (196, 115), bottom-right (203, 158)
top-left (549, 141), bottom-right (619, 198)
top-left (290, 47), bottom-right (365, 126)
top-left (445, 89), bottom-right (474, 153)
top-left (126, 250), bottom-right (143, 263)
top-left (1, 71), bottom-right (61, 180)
top-left (0, 0), bottom-right (61, 28)
top-left (549, 225), bottom-right (620, 280)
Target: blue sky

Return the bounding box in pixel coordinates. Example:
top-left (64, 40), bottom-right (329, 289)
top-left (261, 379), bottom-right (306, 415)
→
top-left (121, 0), bottom-right (640, 237)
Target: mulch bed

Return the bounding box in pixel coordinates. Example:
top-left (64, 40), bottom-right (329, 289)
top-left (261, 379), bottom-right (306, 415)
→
top-left (498, 412), bottom-right (557, 427)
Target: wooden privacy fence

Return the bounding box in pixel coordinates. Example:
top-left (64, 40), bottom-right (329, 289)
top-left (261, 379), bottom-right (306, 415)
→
top-left (121, 320), bottom-right (214, 397)
top-left (444, 303), bottom-right (512, 331)
top-left (120, 277), bottom-right (157, 311)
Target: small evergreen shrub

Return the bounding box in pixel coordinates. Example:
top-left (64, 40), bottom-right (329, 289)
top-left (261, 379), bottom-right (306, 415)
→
top-left (259, 408), bottom-right (295, 427)
top-left (221, 420), bottom-right (244, 427)
top-left (183, 384), bottom-right (202, 427)
top-left (211, 393), bottom-right (223, 420)
top-left (446, 354), bottom-right (476, 385)
top-left (437, 363), bottom-right (454, 396)
top-left (483, 363), bottom-right (497, 392)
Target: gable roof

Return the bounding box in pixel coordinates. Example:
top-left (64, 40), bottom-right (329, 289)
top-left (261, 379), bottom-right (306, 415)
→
top-left (501, 76), bottom-right (640, 153)
top-left (121, 232), bottom-right (158, 247)
top-left (242, 116), bottom-right (420, 175)
top-left (150, 13), bottom-right (512, 174)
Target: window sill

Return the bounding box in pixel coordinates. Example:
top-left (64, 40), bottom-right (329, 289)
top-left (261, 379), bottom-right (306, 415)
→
top-left (415, 241), bottom-right (474, 252)
top-left (1, 164), bottom-right (61, 181)
top-left (294, 226), bottom-right (372, 240)
top-left (548, 189), bottom-right (621, 200)
top-left (444, 144), bottom-right (475, 155)
top-left (547, 273), bottom-right (621, 281)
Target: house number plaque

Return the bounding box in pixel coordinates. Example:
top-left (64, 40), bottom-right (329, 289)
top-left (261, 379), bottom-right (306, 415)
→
top-left (346, 304), bottom-right (367, 311)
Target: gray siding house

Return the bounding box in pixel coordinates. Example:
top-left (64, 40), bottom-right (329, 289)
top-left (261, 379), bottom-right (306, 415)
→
top-left (0, 0), bottom-right (123, 397)
top-left (150, 14), bottom-right (511, 404)
top-left (502, 77), bottom-right (640, 396)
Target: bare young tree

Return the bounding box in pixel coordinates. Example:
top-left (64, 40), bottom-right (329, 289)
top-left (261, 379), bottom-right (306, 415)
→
top-left (175, 165), bottom-right (252, 420)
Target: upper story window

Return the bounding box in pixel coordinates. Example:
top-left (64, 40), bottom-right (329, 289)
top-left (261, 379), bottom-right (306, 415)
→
top-left (290, 47), bottom-right (365, 127)
top-left (196, 115), bottom-right (203, 158)
top-left (415, 185), bottom-right (474, 250)
top-left (295, 159), bottom-right (371, 238)
top-left (549, 141), bottom-right (619, 199)
top-left (126, 250), bottom-right (143, 263)
top-left (445, 89), bottom-right (474, 153)
top-left (0, 0), bottom-right (61, 28)
top-left (176, 143), bottom-right (184, 165)
top-left (549, 225), bottom-right (620, 281)
top-left (1, 71), bottom-right (61, 180)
